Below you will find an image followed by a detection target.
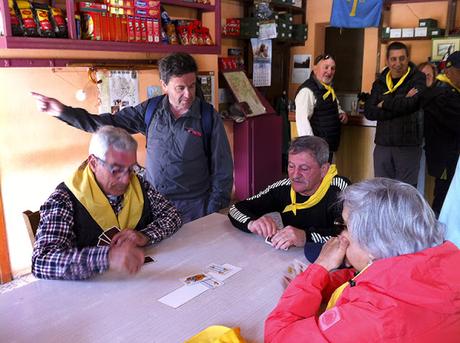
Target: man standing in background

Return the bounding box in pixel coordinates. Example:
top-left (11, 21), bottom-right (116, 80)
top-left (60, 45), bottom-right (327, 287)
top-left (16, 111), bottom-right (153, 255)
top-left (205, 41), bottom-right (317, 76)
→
top-left (295, 54), bottom-right (348, 162)
top-left (365, 42), bottom-right (426, 186)
top-left (422, 51), bottom-right (460, 216)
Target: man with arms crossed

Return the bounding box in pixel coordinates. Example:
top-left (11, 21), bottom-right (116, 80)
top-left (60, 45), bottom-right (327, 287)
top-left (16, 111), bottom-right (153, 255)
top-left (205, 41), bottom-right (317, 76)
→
top-left (32, 126), bottom-right (182, 280)
top-left (365, 42), bottom-right (426, 186)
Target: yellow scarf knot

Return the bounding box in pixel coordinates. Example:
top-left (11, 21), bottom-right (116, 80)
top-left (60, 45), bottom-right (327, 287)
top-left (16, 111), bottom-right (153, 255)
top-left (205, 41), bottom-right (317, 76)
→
top-left (321, 82), bottom-right (337, 101)
top-left (283, 164), bottom-right (338, 215)
top-left (384, 66), bottom-right (411, 95)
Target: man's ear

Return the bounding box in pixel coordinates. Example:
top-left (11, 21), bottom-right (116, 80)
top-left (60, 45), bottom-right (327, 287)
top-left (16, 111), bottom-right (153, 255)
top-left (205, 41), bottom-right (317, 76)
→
top-left (320, 162), bottom-right (330, 178)
top-left (88, 155), bottom-right (98, 173)
top-left (160, 79), bottom-right (168, 94)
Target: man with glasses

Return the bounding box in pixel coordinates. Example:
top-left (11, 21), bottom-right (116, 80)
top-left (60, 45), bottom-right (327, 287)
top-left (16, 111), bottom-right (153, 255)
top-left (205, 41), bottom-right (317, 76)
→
top-left (364, 41), bottom-right (426, 187)
top-left (32, 126), bottom-right (182, 280)
top-left (31, 52), bottom-right (233, 223)
top-left (295, 54), bottom-right (348, 162)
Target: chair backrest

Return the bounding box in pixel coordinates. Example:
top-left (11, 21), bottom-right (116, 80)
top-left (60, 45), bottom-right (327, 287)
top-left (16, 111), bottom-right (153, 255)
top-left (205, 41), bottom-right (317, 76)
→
top-left (22, 210), bottom-right (40, 246)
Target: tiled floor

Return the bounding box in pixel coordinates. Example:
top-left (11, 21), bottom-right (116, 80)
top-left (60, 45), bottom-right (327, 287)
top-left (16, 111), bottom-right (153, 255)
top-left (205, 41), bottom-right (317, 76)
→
top-left (0, 274), bottom-right (37, 295)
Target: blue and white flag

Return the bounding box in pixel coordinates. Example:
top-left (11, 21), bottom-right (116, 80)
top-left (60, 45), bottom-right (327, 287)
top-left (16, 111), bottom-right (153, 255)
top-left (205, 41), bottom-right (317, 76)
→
top-left (330, 0), bottom-right (383, 28)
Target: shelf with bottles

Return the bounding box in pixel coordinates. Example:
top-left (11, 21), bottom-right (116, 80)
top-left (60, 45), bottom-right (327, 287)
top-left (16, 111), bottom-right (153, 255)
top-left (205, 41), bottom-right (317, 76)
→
top-left (0, 0), bottom-right (221, 54)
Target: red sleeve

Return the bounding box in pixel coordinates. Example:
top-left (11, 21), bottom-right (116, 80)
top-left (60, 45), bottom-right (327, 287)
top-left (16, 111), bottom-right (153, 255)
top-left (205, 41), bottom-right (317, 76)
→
top-left (264, 264), bottom-right (355, 342)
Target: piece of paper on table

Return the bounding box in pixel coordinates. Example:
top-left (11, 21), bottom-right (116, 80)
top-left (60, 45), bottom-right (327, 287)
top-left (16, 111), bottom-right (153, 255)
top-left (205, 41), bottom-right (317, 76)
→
top-left (206, 263), bottom-right (242, 282)
top-left (158, 283), bottom-right (209, 309)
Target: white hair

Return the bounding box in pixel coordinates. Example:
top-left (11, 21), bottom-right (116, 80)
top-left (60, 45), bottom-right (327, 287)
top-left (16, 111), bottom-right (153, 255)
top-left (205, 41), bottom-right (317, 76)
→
top-left (340, 178), bottom-right (445, 259)
top-left (89, 126), bottom-right (137, 159)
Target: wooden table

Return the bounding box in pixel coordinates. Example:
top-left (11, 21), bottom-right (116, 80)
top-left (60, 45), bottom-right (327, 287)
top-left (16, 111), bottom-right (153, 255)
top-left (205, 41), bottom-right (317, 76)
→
top-left (0, 213), bottom-right (305, 343)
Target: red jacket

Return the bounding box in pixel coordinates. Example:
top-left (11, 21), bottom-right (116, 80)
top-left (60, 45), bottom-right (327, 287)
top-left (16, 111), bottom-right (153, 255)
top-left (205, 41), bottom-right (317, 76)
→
top-left (265, 241), bottom-right (460, 342)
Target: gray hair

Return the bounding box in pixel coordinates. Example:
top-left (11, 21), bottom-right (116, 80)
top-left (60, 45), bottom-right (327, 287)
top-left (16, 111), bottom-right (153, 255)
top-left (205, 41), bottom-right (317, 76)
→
top-left (288, 136), bottom-right (329, 166)
top-left (89, 126), bottom-right (137, 159)
top-left (158, 52), bottom-right (198, 85)
top-left (340, 178), bottom-right (445, 259)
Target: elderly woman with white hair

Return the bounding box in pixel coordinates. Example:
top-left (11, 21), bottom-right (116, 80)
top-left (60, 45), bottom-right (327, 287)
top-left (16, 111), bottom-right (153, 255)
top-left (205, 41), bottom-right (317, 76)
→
top-left (265, 178), bottom-right (460, 342)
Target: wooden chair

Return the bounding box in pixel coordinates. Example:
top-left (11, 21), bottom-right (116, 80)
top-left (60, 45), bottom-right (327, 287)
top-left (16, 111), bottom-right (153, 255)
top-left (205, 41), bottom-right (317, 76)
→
top-left (22, 210), bottom-right (40, 245)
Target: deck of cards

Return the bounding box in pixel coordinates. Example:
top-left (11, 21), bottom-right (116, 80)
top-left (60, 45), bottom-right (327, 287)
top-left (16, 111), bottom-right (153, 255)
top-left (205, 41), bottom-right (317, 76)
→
top-left (97, 226), bottom-right (121, 247)
top-left (97, 226), bottom-right (155, 264)
top-left (263, 212), bottom-right (289, 250)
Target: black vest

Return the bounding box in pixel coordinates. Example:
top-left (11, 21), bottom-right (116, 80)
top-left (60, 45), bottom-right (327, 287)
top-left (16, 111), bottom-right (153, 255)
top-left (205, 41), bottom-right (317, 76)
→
top-left (57, 179), bottom-right (153, 248)
top-left (296, 76), bottom-right (341, 151)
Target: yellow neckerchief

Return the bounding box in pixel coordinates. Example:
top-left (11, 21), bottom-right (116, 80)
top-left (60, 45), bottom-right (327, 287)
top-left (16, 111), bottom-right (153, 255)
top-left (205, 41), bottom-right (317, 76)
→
top-left (437, 73), bottom-right (460, 93)
top-left (383, 67), bottom-right (411, 94)
top-left (283, 164), bottom-right (337, 215)
top-left (321, 82), bottom-right (337, 101)
top-left (65, 161), bottom-right (144, 231)
top-left (326, 263), bottom-right (372, 311)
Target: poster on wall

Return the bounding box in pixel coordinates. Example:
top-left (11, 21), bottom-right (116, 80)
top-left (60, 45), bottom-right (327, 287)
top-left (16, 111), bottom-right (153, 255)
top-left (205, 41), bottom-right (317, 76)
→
top-left (291, 54), bottom-right (311, 84)
top-left (251, 38), bottom-right (272, 87)
top-left (97, 70), bottom-right (139, 114)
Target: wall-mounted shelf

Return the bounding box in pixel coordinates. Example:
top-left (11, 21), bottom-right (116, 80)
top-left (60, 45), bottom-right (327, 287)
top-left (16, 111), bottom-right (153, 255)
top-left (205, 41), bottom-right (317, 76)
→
top-left (0, 0), bottom-right (221, 62)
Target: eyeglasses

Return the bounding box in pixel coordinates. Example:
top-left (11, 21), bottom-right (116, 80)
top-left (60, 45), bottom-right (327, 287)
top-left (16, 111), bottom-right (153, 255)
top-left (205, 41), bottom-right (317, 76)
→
top-left (314, 54), bottom-right (334, 65)
top-left (93, 155), bottom-right (138, 177)
top-left (333, 219), bottom-right (347, 233)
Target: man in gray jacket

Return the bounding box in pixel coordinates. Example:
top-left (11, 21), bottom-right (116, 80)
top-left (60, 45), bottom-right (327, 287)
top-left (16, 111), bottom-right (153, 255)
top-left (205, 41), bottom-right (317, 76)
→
top-left (365, 42), bottom-right (426, 186)
top-left (32, 53), bottom-right (233, 223)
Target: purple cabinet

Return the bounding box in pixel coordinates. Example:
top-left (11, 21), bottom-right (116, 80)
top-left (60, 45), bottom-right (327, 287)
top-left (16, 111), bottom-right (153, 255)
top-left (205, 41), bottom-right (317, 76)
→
top-left (233, 114), bottom-right (282, 200)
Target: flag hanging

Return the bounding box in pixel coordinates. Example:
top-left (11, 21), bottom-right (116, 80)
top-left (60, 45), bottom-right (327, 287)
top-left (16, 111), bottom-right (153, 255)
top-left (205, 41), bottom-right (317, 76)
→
top-left (330, 0), bottom-right (383, 28)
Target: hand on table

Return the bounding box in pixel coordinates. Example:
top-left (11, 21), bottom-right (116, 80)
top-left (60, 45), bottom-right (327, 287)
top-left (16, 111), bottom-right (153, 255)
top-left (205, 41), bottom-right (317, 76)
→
top-left (30, 92), bottom-right (64, 116)
top-left (271, 226), bottom-right (306, 250)
top-left (314, 235), bottom-right (349, 272)
top-left (108, 241), bottom-right (145, 275)
top-left (248, 215), bottom-right (278, 238)
top-left (111, 229), bottom-right (149, 247)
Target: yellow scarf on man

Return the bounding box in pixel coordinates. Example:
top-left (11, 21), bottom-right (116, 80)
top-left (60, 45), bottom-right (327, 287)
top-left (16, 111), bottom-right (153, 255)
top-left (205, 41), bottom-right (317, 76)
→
top-left (65, 162), bottom-right (144, 231)
top-left (321, 82), bottom-right (337, 101)
top-left (283, 164), bottom-right (337, 215)
top-left (326, 263), bottom-right (372, 310)
top-left (384, 67), bottom-right (411, 94)
top-left (437, 73), bottom-right (460, 93)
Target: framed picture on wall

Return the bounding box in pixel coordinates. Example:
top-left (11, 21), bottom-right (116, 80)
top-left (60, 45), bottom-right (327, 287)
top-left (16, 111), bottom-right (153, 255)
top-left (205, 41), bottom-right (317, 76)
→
top-left (431, 37), bottom-right (460, 61)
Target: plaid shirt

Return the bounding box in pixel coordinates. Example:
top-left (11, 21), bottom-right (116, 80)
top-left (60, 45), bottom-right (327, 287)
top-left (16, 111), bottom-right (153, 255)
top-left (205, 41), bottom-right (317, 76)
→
top-left (32, 175), bottom-right (182, 280)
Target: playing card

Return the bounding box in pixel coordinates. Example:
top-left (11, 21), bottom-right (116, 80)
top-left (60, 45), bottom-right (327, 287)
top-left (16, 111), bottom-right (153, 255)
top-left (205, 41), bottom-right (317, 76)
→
top-left (144, 256), bottom-right (156, 264)
top-left (200, 278), bottom-right (223, 289)
top-left (98, 232), bottom-right (111, 244)
top-left (265, 235), bottom-right (274, 246)
top-left (206, 263), bottom-right (242, 282)
top-left (97, 238), bottom-right (110, 247)
top-left (207, 263), bottom-right (231, 276)
top-left (103, 226), bottom-right (121, 241)
top-left (181, 273), bottom-right (209, 285)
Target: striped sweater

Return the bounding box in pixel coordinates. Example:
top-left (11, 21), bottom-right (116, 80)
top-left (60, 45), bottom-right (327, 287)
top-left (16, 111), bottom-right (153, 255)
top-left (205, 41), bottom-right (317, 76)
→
top-left (228, 176), bottom-right (350, 243)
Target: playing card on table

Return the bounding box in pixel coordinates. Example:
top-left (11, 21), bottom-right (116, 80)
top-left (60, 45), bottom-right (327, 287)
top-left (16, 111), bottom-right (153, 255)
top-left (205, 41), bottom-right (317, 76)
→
top-left (181, 273), bottom-right (210, 285)
top-left (200, 278), bottom-right (223, 289)
top-left (206, 263), bottom-right (242, 282)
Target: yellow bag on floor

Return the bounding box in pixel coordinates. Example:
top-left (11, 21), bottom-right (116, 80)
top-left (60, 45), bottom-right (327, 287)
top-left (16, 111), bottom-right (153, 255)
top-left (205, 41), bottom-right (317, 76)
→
top-left (185, 325), bottom-right (247, 343)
